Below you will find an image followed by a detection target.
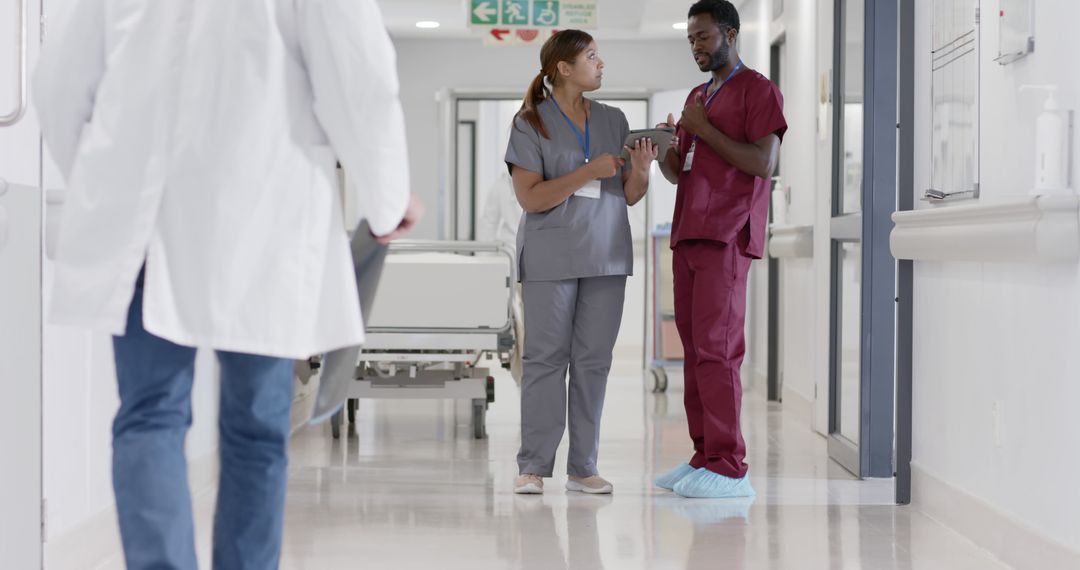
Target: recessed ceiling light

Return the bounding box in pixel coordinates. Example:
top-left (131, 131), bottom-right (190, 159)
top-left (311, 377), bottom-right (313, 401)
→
top-left (672, 22), bottom-right (688, 30)
top-left (416, 21), bottom-right (441, 29)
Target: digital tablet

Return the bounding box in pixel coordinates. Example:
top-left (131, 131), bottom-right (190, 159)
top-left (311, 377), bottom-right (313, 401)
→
top-left (620, 127), bottom-right (676, 162)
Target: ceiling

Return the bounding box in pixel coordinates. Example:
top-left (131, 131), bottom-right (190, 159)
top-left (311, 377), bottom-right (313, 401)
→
top-left (376, 0), bottom-right (699, 40)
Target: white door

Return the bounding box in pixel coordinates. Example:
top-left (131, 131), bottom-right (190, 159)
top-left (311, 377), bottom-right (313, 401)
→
top-left (0, 0), bottom-right (43, 566)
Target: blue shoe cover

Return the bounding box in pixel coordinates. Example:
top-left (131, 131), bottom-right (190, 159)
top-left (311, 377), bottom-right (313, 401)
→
top-left (655, 463), bottom-right (697, 490)
top-left (673, 468), bottom-right (756, 499)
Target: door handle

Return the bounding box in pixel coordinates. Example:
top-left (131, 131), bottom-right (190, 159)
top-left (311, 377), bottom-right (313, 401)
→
top-left (0, 0), bottom-right (28, 127)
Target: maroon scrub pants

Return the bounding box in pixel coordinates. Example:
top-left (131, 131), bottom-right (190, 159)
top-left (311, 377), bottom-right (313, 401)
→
top-left (672, 238), bottom-right (753, 479)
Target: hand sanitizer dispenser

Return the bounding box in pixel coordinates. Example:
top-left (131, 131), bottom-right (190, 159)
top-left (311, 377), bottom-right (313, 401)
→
top-left (1020, 85), bottom-right (1073, 195)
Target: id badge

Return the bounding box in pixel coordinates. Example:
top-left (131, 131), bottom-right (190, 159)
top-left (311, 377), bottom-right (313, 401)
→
top-left (683, 141), bottom-right (696, 172)
top-left (574, 179), bottom-right (602, 199)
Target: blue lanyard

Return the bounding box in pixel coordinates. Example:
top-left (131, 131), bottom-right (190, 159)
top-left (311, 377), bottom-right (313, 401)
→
top-left (701, 61), bottom-right (744, 109)
top-left (550, 96), bottom-right (590, 163)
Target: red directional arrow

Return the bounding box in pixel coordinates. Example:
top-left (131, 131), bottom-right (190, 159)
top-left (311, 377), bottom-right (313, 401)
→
top-left (490, 29), bottom-right (511, 41)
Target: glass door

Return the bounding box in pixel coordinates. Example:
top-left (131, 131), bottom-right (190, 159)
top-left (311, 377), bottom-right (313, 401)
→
top-left (828, 0), bottom-right (898, 479)
top-left (828, 0), bottom-right (865, 475)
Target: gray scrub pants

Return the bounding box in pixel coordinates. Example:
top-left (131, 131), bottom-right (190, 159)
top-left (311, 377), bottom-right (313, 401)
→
top-left (517, 275), bottom-right (627, 478)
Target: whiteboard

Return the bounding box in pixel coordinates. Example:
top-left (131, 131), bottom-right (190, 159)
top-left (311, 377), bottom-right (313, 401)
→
top-left (930, 0), bottom-right (980, 200)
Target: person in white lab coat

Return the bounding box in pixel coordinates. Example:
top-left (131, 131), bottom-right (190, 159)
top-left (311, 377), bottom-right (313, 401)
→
top-left (476, 170), bottom-right (523, 248)
top-left (33, 1), bottom-right (419, 567)
top-left (476, 170), bottom-right (526, 384)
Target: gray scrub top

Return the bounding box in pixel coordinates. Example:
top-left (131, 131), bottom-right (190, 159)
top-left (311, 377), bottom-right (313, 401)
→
top-left (505, 98), bottom-right (634, 282)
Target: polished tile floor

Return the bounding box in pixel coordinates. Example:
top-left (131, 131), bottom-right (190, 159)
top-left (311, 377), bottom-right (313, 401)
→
top-left (255, 358), bottom-right (1008, 570)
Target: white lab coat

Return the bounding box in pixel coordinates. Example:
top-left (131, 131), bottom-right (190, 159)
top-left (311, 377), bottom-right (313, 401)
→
top-left (33, 0), bottom-right (409, 359)
top-left (475, 171), bottom-right (525, 383)
top-left (476, 171), bottom-right (523, 248)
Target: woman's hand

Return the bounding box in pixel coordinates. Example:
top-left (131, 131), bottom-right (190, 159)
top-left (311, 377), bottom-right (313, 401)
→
top-left (587, 153), bottom-right (625, 179)
top-left (621, 140), bottom-right (654, 206)
top-left (625, 138), bottom-right (659, 174)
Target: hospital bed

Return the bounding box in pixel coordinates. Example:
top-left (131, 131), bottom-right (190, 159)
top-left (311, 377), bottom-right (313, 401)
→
top-left (329, 240), bottom-right (517, 440)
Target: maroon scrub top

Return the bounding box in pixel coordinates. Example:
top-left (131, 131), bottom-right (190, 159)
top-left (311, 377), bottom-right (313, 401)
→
top-left (671, 68), bottom-right (788, 258)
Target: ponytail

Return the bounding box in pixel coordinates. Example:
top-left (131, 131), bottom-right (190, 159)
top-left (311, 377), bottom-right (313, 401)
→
top-left (518, 71), bottom-right (552, 139)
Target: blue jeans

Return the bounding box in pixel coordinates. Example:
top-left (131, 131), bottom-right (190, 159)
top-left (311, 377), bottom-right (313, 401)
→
top-left (112, 276), bottom-right (294, 569)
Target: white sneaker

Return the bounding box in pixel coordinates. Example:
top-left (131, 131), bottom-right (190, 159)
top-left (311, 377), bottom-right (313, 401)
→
top-left (514, 474), bottom-right (544, 494)
top-left (565, 475), bottom-right (613, 494)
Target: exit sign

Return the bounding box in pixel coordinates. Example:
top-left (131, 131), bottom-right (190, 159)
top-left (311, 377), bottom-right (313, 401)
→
top-left (469, 0), bottom-right (597, 30)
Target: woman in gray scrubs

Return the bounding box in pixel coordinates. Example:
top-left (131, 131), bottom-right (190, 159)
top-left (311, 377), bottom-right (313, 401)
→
top-left (506, 30), bottom-right (658, 495)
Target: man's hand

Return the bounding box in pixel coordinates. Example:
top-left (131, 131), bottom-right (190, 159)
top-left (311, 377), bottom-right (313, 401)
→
top-left (656, 113), bottom-right (677, 130)
top-left (656, 113), bottom-right (680, 157)
top-left (680, 93), bottom-right (712, 138)
top-left (375, 193), bottom-right (424, 244)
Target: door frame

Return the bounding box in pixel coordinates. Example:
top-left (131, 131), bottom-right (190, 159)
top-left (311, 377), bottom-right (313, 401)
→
top-left (827, 0), bottom-right (898, 479)
top-left (454, 119), bottom-right (477, 240)
top-left (896, 0), bottom-right (915, 504)
top-left (766, 38), bottom-right (785, 403)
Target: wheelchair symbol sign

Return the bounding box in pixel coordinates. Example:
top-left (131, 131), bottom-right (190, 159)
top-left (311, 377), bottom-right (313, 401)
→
top-left (533, 1), bottom-right (559, 27)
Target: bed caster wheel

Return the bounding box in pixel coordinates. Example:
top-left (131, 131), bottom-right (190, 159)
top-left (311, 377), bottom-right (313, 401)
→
top-left (650, 367), bottom-right (668, 394)
top-left (330, 409), bottom-right (342, 439)
top-left (471, 398), bottom-right (487, 440)
top-left (347, 398), bottom-right (358, 425)
top-left (486, 376), bottom-right (495, 404)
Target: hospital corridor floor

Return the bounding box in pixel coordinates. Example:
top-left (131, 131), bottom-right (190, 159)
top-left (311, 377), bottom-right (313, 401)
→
top-left (198, 357), bottom-right (1003, 569)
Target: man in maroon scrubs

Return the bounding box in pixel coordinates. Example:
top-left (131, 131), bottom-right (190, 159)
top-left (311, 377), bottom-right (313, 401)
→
top-left (655, 0), bottom-right (787, 498)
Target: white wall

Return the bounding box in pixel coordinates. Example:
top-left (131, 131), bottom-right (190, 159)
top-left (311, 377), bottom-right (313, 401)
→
top-left (733, 0), bottom-right (832, 405)
top-left (392, 37), bottom-right (704, 240)
top-left (811, 0), bottom-right (834, 435)
top-left (1, 0), bottom-right (47, 565)
top-left (909, 0), bottom-right (1080, 552)
top-left (729, 0), bottom-right (772, 391)
top-left (750, 0), bottom-right (823, 409)
top-left (737, 0), bottom-right (853, 441)
top-left (736, 0), bottom-right (827, 400)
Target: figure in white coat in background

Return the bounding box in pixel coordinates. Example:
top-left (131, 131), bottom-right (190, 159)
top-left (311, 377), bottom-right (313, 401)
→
top-left (476, 170), bottom-right (523, 249)
top-left (33, 0), bottom-right (420, 567)
top-left (476, 170), bottom-right (526, 383)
